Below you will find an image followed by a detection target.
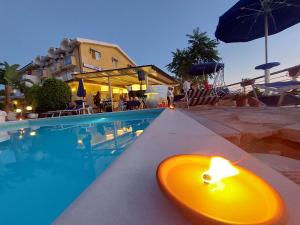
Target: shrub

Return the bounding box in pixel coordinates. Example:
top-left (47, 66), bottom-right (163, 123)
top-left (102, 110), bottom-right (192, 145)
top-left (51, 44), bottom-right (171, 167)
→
top-left (38, 78), bottom-right (72, 112)
top-left (0, 102), bottom-right (4, 110)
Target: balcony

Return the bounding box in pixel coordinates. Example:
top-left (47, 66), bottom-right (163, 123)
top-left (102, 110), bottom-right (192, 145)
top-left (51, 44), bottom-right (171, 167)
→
top-left (49, 62), bottom-right (62, 74)
top-left (62, 55), bottom-right (77, 69)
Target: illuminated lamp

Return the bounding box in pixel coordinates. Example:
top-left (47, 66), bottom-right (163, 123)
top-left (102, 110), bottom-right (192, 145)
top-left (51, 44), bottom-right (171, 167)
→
top-left (113, 88), bottom-right (120, 94)
top-left (157, 155), bottom-right (287, 225)
top-left (101, 86), bottom-right (109, 92)
top-left (131, 84), bottom-right (140, 91)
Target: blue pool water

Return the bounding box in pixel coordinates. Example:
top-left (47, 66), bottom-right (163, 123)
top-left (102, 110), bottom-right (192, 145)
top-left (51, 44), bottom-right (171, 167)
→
top-left (0, 109), bottom-right (162, 225)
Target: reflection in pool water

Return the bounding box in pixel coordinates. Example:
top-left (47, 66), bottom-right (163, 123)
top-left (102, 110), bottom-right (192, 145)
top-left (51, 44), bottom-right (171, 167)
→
top-left (0, 117), bottom-right (153, 225)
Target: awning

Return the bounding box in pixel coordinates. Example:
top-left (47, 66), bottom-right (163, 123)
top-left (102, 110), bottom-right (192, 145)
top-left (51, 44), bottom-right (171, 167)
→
top-left (72, 65), bottom-right (178, 88)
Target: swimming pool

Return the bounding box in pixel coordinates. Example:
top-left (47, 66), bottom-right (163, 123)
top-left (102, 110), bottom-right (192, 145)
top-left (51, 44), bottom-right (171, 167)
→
top-left (0, 109), bottom-right (163, 225)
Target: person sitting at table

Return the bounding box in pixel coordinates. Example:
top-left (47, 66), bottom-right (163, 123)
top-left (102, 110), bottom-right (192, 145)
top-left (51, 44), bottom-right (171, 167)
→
top-left (93, 91), bottom-right (102, 112)
top-left (133, 97), bottom-right (141, 109)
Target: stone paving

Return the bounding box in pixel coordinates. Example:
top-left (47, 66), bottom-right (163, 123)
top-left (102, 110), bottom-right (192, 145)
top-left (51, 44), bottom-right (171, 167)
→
top-left (183, 106), bottom-right (300, 185)
top-left (183, 106), bottom-right (300, 160)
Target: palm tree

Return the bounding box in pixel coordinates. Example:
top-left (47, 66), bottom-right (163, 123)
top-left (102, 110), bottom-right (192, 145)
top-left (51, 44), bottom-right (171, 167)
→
top-left (166, 28), bottom-right (221, 81)
top-left (0, 62), bottom-right (21, 112)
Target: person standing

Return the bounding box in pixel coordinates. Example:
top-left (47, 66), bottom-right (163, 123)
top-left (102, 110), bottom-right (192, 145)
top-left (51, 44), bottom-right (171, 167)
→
top-left (183, 78), bottom-right (191, 94)
top-left (167, 87), bottom-right (174, 107)
top-left (93, 91), bottom-right (101, 112)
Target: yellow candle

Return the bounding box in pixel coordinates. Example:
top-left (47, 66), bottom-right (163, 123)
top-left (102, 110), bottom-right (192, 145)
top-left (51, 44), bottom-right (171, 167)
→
top-left (157, 155), bottom-right (287, 225)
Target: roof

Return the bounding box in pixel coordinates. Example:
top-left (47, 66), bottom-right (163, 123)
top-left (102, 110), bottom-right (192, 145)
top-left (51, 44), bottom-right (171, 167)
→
top-left (72, 65), bottom-right (178, 87)
top-left (76, 37), bottom-right (137, 66)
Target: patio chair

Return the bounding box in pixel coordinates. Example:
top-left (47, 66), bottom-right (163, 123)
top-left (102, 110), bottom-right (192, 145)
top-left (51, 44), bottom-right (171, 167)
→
top-left (186, 89), bottom-right (220, 108)
top-left (253, 81), bottom-right (300, 106)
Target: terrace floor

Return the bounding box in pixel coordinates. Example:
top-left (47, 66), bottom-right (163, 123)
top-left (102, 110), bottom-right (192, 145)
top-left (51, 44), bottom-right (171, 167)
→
top-left (183, 106), bottom-right (300, 184)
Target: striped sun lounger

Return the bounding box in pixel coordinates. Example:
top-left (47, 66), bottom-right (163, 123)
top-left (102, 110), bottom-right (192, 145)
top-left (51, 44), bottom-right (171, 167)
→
top-left (186, 89), bottom-right (219, 108)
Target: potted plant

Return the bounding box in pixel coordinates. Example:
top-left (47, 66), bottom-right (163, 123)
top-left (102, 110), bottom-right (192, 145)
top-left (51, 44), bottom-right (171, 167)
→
top-left (234, 93), bottom-right (247, 107)
top-left (247, 88), bottom-right (262, 107)
top-left (241, 78), bottom-right (255, 87)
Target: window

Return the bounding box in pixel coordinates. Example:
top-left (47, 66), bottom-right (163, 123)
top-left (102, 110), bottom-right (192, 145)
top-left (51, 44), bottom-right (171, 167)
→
top-left (90, 48), bottom-right (101, 61)
top-left (112, 57), bottom-right (119, 68)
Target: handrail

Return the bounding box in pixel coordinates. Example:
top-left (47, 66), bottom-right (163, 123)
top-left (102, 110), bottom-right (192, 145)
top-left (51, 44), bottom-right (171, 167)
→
top-left (226, 64), bottom-right (300, 88)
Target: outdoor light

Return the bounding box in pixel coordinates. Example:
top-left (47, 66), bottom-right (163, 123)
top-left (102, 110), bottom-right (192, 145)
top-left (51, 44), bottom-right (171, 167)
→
top-left (26, 106), bottom-right (33, 111)
top-left (113, 88), bottom-right (120, 94)
top-left (157, 155), bottom-right (287, 225)
top-left (101, 86), bottom-right (109, 92)
top-left (131, 84), bottom-right (140, 91)
top-left (71, 87), bottom-right (76, 92)
top-left (169, 105), bottom-right (175, 110)
top-left (16, 108), bottom-right (22, 113)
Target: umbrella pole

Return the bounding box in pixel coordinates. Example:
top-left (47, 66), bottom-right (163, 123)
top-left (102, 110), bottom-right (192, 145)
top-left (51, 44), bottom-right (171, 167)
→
top-left (264, 13), bottom-right (270, 84)
top-left (108, 75), bottom-right (113, 112)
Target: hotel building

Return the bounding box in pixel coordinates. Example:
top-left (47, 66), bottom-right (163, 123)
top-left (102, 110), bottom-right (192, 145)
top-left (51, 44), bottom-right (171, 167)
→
top-left (20, 38), bottom-right (177, 106)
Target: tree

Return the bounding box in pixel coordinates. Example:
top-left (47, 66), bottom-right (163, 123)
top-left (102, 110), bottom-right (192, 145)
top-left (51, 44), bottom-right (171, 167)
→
top-left (0, 62), bottom-right (21, 112)
top-left (38, 78), bottom-right (72, 112)
top-left (166, 28), bottom-right (221, 81)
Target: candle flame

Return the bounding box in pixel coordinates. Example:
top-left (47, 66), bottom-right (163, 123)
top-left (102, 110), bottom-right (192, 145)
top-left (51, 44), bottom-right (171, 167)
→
top-left (202, 157), bottom-right (239, 184)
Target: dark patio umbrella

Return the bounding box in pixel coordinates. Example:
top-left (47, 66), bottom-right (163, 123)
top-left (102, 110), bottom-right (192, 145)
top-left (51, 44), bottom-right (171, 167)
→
top-left (215, 0), bottom-right (300, 83)
top-left (255, 62), bottom-right (280, 70)
top-left (188, 62), bottom-right (224, 76)
top-left (77, 79), bottom-right (86, 107)
top-left (77, 79), bottom-right (86, 98)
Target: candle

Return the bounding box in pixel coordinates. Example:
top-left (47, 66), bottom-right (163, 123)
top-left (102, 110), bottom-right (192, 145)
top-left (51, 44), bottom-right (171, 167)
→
top-left (156, 155), bottom-right (287, 225)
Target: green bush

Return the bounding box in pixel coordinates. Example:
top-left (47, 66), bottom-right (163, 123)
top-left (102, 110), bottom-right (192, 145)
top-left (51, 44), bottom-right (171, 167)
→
top-left (0, 102), bottom-right (4, 110)
top-left (38, 78), bottom-right (72, 112)
top-left (24, 84), bottom-right (42, 111)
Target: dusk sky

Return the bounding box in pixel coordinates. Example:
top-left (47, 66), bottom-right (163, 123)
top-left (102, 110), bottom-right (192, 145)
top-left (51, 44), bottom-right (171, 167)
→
top-left (0, 0), bottom-right (300, 84)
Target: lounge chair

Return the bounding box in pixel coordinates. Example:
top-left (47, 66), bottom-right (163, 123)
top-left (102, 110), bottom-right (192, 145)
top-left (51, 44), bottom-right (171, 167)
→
top-left (253, 81), bottom-right (300, 106)
top-left (186, 89), bottom-right (220, 108)
top-left (42, 100), bottom-right (90, 118)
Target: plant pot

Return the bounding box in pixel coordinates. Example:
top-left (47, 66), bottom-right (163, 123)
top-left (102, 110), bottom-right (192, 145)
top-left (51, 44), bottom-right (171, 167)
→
top-left (235, 97), bottom-right (247, 107)
top-left (247, 97), bottom-right (259, 107)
